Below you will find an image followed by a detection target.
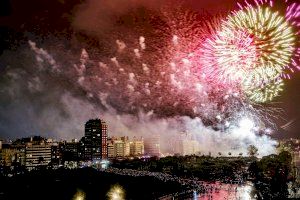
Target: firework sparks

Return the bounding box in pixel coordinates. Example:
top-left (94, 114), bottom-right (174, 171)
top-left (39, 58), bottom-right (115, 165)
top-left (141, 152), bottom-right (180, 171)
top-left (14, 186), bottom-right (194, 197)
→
top-left (198, 0), bottom-right (299, 103)
top-left (72, 190), bottom-right (86, 200)
top-left (244, 78), bottom-right (284, 103)
top-left (200, 26), bottom-right (258, 84)
top-left (25, 1), bottom-right (299, 133)
top-left (107, 185), bottom-right (125, 200)
top-left (227, 6), bottom-right (295, 78)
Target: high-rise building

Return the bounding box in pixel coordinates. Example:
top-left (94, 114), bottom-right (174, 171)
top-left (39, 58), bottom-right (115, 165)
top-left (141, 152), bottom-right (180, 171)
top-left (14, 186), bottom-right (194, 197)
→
top-left (107, 139), bottom-right (115, 159)
top-left (57, 140), bottom-right (80, 169)
top-left (121, 136), bottom-right (130, 156)
top-left (145, 135), bottom-right (160, 157)
top-left (114, 140), bottom-right (126, 158)
top-left (107, 136), bottom-right (130, 159)
top-left (60, 141), bottom-right (80, 162)
top-left (130, 137), bottom-right (144, 157)
top-left (51, 143), bottom-right (61, 167)
top-left (171, 132), bottom-right (200, 156)
top-left (182, 139), bottom-right (200, 155)
top-left (25, 142), bottom-right (52, 170)
top-left (83, 119), bottom-right (108, 161)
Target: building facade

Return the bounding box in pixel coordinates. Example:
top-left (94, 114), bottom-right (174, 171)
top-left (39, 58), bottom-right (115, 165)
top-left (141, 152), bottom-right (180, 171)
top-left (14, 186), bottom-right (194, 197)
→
top-left (144, 135), bottom-right (160, 157)
top-left (0, 144), bottom-right (25, 167)
top-left (51, 143), bottom-right (61, 167)
top-left (61, 141), bottom-right (80, 162)
top-left (107, 139), bottom-right (114, 159)
top-left (182, 139), bottom-right (200, 155)
top-left (130, 137), bottom-right (144, 157)
top-left (171, 132), bottom-right (200, 156)
top-left (25, 143), bottom-right (52, 170)
top-left (83, 119), bottom-right (108, 161)
top-left (107, 137), bottom-right (130, 159)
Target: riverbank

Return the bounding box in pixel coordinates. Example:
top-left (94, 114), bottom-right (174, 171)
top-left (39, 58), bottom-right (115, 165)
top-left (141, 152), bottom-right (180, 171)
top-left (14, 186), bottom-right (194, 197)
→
top-left (0, 168), bottom-right (185, 200)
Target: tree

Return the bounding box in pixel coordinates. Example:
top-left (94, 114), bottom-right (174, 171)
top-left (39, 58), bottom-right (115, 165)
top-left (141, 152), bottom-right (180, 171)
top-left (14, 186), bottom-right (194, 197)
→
top-left (278, 151), bottom-right (292, 166)
top-left (247, 145), bottom-right (258, 157)
top-left (38, 156), bottom-right (44, 164)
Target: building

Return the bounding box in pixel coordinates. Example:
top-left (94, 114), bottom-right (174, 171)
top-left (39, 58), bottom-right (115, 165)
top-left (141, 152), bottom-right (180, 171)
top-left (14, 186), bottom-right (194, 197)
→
top-left (144, 135), bottom-right (160, 157)
top-left (58, 140), bottom-right (81, 169)
top-left (51, 143), bottom-right (61, 167)
top-left (107, 136), bottom-right (130, 159)
top-left (171, 132), bottom-right (200, 156)
top-left (129, 137), bottom-right (144, 157)
top-left (83, 119), bottom-right (108, 161)
top-left (182, 139), bottom-right (200, 155)
top-left (0, 144), bottom-right (25, 167)
top-left (61, 141), bottom-right (80, 162)
top-left (114, 140), bottom-right (126, 158)
top-left (25, 142), bottom-right (52, 170)
top-left (121, 137), bottom-right (130, 156)
top-left (107, 139), bottom-right (115, 159)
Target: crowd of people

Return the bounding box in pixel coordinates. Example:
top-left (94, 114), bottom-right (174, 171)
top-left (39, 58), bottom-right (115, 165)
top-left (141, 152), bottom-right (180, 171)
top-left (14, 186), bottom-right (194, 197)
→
top-left (100, 167), bottom-right (245, 196)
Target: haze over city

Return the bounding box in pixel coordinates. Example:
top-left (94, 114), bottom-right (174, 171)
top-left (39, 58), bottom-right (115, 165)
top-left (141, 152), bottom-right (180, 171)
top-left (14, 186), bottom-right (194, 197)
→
top-left (0, 0), bottom-right (300, 199)
top-left (1, 0), bottom-right (299, 156)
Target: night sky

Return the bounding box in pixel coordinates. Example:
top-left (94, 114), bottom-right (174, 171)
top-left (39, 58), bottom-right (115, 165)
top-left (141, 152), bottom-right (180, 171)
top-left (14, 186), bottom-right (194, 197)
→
top-left (0, 0), bottom-right (299, 141)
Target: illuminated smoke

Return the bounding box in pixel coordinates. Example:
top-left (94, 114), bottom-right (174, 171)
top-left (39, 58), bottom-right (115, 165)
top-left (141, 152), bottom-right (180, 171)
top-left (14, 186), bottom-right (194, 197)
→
top-left (2, 0), bottom-right (295, 156)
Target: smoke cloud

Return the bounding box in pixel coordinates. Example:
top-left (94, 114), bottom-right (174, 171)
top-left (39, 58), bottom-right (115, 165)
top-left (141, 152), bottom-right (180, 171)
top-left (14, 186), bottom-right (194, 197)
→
top-left (0, 0), bottom-right (277, 156)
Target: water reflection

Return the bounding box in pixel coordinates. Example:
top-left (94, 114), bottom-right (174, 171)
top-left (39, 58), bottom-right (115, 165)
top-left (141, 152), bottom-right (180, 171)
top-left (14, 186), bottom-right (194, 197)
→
top-left (70, 181), bottom-right (300, 199)
top-left (198, 183), bottom-right (253, 200)
top-left (160, 182), bottom-right (255, 200)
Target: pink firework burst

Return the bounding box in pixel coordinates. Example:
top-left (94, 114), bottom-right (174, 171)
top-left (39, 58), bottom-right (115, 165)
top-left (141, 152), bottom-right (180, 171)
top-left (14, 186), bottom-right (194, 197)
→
top-left (199, 26), bottom-right (258, 85)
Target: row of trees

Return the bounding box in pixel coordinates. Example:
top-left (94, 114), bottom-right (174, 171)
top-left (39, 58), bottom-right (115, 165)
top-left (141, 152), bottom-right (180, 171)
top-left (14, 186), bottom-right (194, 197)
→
top-left (249, 151), bottom-right (293, 199)
top-left (111, 149), bottom-right (294, 199)
top-left (216, 145), bottom-right (258, 157)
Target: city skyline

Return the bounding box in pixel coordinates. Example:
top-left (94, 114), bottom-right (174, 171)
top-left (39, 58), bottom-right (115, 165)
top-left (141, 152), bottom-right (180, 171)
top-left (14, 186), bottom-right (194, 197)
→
top-left (0, 0), bottom-right (299, 169)
top-left (1, 0), bottom-right (300, 199)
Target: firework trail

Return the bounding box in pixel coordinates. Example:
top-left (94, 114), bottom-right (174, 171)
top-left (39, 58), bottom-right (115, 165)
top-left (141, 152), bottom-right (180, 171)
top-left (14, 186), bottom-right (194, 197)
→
top-left (69, 9), bottom-right (271, 130)
top-left (0, 0), bottom-right (289, 155)
top-left (56, 2), bottom-right (295, 128)
top-left (21, 0), bottom-right (300, 139)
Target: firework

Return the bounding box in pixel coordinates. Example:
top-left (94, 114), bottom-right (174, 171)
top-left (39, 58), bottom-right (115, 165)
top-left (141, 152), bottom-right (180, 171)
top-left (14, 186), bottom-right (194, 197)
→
top-left (27, 3), bottom-right (288, 130)
top-left (202, 6), bottom-right (296, 82)
top-left (107, 185), bottom-right (125, 200)
top-left (243, 78), bottom-right (284, 103)
top-left (227, 6), bottom-right (296, 78)
top-left (72, 190), bottom-right (85, 200)
top-left (200, 26), bottom-right (258, 84)
top-left (198, 0), bottom-right (299, 103)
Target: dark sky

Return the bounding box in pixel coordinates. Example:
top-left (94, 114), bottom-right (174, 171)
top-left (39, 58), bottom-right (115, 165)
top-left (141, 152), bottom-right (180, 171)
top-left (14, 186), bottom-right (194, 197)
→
top-left (0, 0), bottom-right (299, 139)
